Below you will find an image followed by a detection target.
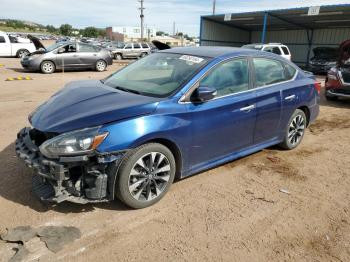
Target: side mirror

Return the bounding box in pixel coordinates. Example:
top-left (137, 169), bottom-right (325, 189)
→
top-left (193, 86), bottom-right (217, 102)
top-left (57, 47), bottom-right (65, 54)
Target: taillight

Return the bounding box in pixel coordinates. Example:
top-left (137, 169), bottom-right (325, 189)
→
top-left (314, 81), bottom-right (321, 94)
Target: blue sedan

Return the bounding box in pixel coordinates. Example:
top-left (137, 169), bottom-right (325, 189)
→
top-left (16, 47), bottom-right (320, 208)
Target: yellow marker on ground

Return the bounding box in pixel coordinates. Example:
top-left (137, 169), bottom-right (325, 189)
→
top-left (6, 77), bottom-right (14, 81)
top-left (17, 76), bottom-right (23, 80)
top-left (25, 76), bottom-right (32, 80)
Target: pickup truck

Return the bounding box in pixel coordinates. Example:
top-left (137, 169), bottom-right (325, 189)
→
top-left (0, 31), bottom-right (43, 58)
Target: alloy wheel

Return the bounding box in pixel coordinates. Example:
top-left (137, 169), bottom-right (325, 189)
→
top-left (96, 61), bottom-right (106, 71)
top-left (128, 152), bottom-right (171, 202)
top-left (288, 114), bottom-right (305, 146)
top-left (42, 62), bottom-right (54, 73)
top-left (19, 50), bottom-right (28, 58)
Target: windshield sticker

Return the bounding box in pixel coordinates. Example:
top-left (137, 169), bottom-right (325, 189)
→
top-left (179, 55), bottom-right (204, 64)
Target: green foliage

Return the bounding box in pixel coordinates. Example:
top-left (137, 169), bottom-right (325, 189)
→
top-left (6, 20), bottom-right (25, 29)
top-left (82, 27), bottom-right (99, 38)
top-left (59, 24), bottom-right (73, 36)
top-left (46, 25), bottom-right (57, 33)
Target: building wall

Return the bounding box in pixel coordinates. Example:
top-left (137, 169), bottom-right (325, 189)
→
top-left (200, 18), bottom-right (250, 47)
top-left (201, 18), bottom-right (350, 65)
top-left (111, 26), bottom-right (156, 39)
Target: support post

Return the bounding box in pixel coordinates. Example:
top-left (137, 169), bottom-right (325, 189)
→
top-left (261, 12), bottom-right (268, 44)
top-left (306, 29), bottom-right (314, 67)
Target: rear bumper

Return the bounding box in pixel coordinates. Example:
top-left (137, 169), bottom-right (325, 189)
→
top-left (326, 89), bottom-right (350, 98)
top-left (15, 127), bottom-right (124, 204)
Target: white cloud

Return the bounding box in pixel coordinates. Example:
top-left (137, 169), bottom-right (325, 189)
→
top-left (1, 0), bottom-right (350, 36)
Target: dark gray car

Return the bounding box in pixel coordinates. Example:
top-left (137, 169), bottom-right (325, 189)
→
top-left (21, 42), bottom-right (113, 74)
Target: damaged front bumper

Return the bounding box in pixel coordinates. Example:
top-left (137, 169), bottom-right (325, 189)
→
top-left (15, 127), bottom-right (124, 204)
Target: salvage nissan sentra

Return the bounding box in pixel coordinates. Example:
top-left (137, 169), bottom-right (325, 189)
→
top-left (16, 47), bottom-right (320, 209)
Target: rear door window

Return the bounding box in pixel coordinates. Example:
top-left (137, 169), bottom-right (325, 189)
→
top-left (124, 44), bottom-right (132, 49)
top-left (263, 46), bottom-right (282, 55)
top-left (141, 43), bottom-right (149, 48)
top-left (281, 46), bottom-right (290, 55)
top-left (200, 58), bottom-right (249, 98)
top-left (134, 43), bottom-right (141, 49)
top-left (79, 44), bottom-right (96, 52)
top-left (253, 58), bottom-right (286, 87)
top-left (284, 63), bottom-right (297, 80)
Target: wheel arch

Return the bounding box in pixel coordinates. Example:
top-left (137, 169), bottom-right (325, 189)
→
top-left (142, 138), bottom-right (183, 180)
top-left (16, 48), bottom-right (29, 57)
top-left (297, 105), bottom-right (310, 126)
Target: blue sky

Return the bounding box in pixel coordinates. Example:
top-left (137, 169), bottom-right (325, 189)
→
top-left (1, 0), bottom-right (350, 36)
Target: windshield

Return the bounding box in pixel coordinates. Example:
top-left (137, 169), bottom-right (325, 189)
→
top-left (45, 43), bottom-right (65, 52)
top-left (312, 48), bottom-right (338, 60)
top-left (103, 52), bottom-right (209, 97)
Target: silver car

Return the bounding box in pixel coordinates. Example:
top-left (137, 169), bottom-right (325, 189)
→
top-left (21, 42), bottom-right (113, 74)
top-left (110, 42), bottom-right (151, 60)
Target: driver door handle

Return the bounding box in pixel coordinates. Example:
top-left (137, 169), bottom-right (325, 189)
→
top-left (240, 105), bottom-right (255, 112)
top-left (285, 94), bottom-right (296, 101)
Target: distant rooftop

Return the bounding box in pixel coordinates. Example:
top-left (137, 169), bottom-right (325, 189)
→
top-left (202, 4), bottom-right (350, 31)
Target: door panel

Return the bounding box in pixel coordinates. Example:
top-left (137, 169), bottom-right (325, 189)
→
top-left (252, 57), bottom-right (284, 143)
top-left (254, 85), bottom-right (282, 143)
top-left (186, 93), bottom-right (257, 168)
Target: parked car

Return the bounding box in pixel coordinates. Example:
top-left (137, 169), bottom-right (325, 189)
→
top-left (0, 31), bottom-right (44, 58)
top-left (21, 42), bottom-right (113, 74)
top-left (242, 43), bottom-right (291, 60)
top-left (308, 47), bottom-right (338, 75)
top-left (110, 42), bottom-right (151, 60)
top-left (15, 47), bottom-right (319, 208)
top-left (325, 40), bottom-right (350, 100)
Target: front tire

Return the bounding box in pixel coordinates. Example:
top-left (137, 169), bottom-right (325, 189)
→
top-left (40, 61), bottom-right (55, 74)
top-left (279, 109), bottom-right (307, 150)
top-left (325, 93), bottom-right (338, 101)
top-left (114, 53), bottom-right (122, 60)
top-left (115, 143), bottom-right (176, 209)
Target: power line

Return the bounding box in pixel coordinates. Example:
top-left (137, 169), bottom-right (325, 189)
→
top-left (139, 0), bottom-right (145, 40)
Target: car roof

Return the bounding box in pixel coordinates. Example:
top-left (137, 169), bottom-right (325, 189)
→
top-left (160, 46), bottom-right (264, 59)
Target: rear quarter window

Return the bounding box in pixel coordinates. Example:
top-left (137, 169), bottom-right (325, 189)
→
top-left (0, 36), bottom-right (5, 43)
top-left (281, 46), bottom-right (290, 55)
top-left (284, 63), bottom-right (297, 80)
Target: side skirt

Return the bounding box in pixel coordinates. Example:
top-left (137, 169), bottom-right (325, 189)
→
top-left (182, 137), bottom-right (282, 179)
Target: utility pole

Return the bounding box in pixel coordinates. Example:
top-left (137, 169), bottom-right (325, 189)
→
top-left (139, 0), bottom-right (145, 40)
top-left (173, 21), bottom-right (175, 36)
top-left (212, 0), bottom-right (216, 15)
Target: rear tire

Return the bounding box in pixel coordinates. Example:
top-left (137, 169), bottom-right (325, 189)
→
top-left (96, 60), bottom-right (107, 72)
top-left (40, 61), bottom-right (55, 74)
top-left (279, 109), bottom-right (307, 150)
top-left (115, 143), bottom-right (176, 209)
top-left (17, 49), bottom-right (30, 58)
top-left (140, 52), bottom-right (147, 58)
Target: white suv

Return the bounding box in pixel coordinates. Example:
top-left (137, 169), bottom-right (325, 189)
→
top-left (242, 43), bottom-right (291, 61)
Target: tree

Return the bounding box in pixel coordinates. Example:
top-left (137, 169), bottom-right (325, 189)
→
top-left (46, 25), bottom-right (57, 33)
top-left (59, 24), bottom-right (73, 36)
top-left (82, 27), bottom-right (99, 38)
top-left (6, 20), bottom-right (25, 29)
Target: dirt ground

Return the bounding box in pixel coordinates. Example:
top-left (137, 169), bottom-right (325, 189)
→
top-left (0, 55), bottom-right (349, 262)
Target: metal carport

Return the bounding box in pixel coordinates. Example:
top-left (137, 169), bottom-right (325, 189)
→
top-left (200, 4), bottom-right (350, 66)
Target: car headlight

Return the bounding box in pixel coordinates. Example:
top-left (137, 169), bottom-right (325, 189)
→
top-left (39, 126), bottom-right (108, 158)
top-left (28, 54), bottom-right (40, 60)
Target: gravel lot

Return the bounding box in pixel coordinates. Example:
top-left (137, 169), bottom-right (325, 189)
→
top-left (0, 55), bottom-right (349, 262)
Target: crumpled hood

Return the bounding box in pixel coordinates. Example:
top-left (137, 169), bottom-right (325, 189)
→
top-left (30, 80), bottom-right (161, 133)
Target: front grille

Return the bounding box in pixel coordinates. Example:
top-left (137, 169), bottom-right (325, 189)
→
top-left (29, 129), bottom-right (58, 147)
top-left (341, 72), bottom-right (350, 83)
